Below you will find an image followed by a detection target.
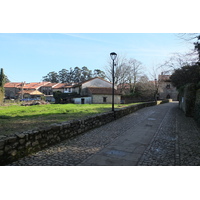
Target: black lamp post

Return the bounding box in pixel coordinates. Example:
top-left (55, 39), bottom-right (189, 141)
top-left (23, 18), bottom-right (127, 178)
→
top-left (110, 52), bottom-right (117, 112)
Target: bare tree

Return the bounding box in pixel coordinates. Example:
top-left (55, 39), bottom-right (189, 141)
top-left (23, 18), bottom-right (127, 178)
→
top-left (136, 75), bottom-right (155, 101)
top-left (105, 55), bottom-right (144, 94)
top-left (177, 33), bottom-right (200, 42)
top-left (149, 51), bottom-right (198, 83)
top-left (105, 54), bottom-right (129, 87)
top-left (177, 33), bottom-right (200, 61)
top-left (126, 58), bottom-right (143, 93)
top-left (105, 55), bottom-right (126, 83)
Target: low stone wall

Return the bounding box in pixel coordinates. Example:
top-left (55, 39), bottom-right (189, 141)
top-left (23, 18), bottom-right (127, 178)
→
top-left (0, 100), bottom-right (170, 165)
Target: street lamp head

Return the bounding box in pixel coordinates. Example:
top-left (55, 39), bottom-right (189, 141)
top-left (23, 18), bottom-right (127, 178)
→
top-left (110, 52), bottom-right (117, 61)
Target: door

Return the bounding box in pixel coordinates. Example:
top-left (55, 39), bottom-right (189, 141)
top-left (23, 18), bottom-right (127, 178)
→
top-left (81, 98), bottom-right (85, 104)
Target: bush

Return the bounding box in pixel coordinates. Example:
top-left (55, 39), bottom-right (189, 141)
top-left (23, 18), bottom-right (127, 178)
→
top-left (178, 85), bottom-right (185, 109)
top-left (184, 83), bottom-right (196, 117)
top-left (0, 87), bottom-right (4, 105)
top-left (53, 91), bottom-right (62, 104)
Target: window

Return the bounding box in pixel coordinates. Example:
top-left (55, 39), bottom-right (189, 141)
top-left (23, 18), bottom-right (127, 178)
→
top-left (103, 97), bottom-right (107, 103)
top-left (166, 84), bottom-right (170, 89)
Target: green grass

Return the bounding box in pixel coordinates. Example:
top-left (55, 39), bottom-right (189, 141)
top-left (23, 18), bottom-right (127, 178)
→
top-left (0, 103), bottom-right (140, 136)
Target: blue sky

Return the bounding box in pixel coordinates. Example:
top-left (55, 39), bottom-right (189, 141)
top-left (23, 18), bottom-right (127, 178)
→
top-left (0, 33), bottom-right (194, 82)
top-left (0, 1), bottom-right (198, 83)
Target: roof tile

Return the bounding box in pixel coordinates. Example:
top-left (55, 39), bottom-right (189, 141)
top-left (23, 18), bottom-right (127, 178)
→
top-left (87, 87), bottom-right (121, 95)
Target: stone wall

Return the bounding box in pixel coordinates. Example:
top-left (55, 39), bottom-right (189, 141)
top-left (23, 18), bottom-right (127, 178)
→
top-left (92, 94), bottom-right (121, 104)
top-left (0, 100), bottom-right (170, 165)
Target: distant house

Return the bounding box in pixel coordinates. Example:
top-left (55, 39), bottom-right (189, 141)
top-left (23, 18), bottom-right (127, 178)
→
top-left (51, 83), bottom-right (79, 94)
top-left (4, 82), bottom-right (24, 99)
top-left (86, 87), bottom-right (120, 104)
top-left (52, 77), bottom-right (121, 104)
top-left (39, 82), bottom-right (60, 102)
top-left (4, 82), bottom-right (49, 100)
top-left (72, 77), bottom-right (121, 104)
top-left (17, 90), bottom-right (44, 100)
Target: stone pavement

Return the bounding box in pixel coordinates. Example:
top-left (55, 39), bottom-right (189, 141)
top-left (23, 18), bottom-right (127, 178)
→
top-left (7, 102), bottom-right (200, 166)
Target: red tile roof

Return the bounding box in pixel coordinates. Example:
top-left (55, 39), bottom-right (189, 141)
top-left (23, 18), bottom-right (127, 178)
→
top-left (87, 87), bottom-right (121, 95)
top-left (74, 77), bottom-right (112, 87)
top-left (158, 75), bottom-right (171, 81)
top-left (52, 83), bottom-right (66, 89)
top-left (52, 83), bottom-right (76, 89)
top-left (4, 82), bottom-right (24, 88)
top-left (43, 83), bottom-right (59, 87)
top-left (23, 82), bottom-right (50, 89)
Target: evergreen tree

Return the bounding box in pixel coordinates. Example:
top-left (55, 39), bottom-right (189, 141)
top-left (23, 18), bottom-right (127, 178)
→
top-left (0, 68), bottom-right (5, 104)
top-left (42, 67), bottom-right (107, 83)
top-left (58, 69), bottom-right (69, 83)
top-left (42, 71), bottom-right (59, 83)
top-left (170, 64), bottom-right (200, 89)
top-left (93, 69), bottom-right (106, 79)
top-left (81, 66), bottom-right (92, 82)
top-left (73, 67), bottom-right (82, 82)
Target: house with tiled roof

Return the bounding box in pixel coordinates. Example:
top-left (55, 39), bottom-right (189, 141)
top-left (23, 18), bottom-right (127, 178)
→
top-left (22, 82), bottom-right (50, 90)
top-left (4, 77), bottom-right (121, 104)
top-left (17, 90), bottom-right (44, 100)
top-left (4, 82), bottom-right (24, 99)
top-left (84, 87), bottom-right (121, 104)
top-left (51, 83), bottom-right (78, 93)
top-left (72, 77), bottom-right (121, 104)
top-left (4, 82), bottom-right (50, 100)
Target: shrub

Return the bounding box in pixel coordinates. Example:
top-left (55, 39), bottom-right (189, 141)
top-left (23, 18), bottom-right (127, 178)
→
top-left (178, 85), bottom-right (185, 109)
top-left (184, 83), bottom-right (196, 117)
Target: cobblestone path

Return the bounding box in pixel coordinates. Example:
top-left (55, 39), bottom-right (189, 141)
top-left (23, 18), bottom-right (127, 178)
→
top-left (138, 104), bottom-right (200, 166)
top-left (7, 102), bottom-right (200, 166)
top-left (138, 105), bottom-right (178, 165)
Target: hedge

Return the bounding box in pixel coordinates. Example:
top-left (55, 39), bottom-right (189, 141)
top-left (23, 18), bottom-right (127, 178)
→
top-left (194, 89), bottom-right (200, 125)
top-left (183, 83), bottom-right (196, 117)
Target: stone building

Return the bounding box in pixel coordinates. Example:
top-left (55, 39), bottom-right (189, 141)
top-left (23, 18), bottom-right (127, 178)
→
top-left (4, 82), bottom-right (49, 100)
top-left (4, 82), bottom-right (24, 99)
top-left (72, 77), bottom-right (121, 104)
top-left (157, 73), bottom-right (178, 101)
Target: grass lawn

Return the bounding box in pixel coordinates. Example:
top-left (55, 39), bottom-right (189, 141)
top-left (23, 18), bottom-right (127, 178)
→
top-left (0, 103), bottom-right (140, 136)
